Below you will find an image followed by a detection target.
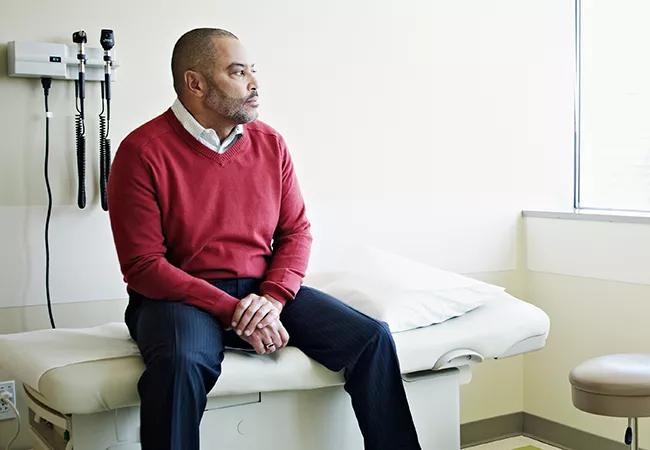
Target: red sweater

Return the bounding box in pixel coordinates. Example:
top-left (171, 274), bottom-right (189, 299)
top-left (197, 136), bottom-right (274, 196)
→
top-left (107, 109), bottom-right (312, 326)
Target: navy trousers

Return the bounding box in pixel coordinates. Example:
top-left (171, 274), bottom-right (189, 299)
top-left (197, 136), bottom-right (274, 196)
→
top-left (125, 277), bottom-right (421, 450)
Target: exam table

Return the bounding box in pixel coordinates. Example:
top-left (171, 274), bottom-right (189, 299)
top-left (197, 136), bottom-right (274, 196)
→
top-left (0, 290), bottom-right (549, 450)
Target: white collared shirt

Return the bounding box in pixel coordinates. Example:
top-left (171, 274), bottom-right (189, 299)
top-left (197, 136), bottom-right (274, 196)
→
top-left (171, 98), bottom-right (244, 154)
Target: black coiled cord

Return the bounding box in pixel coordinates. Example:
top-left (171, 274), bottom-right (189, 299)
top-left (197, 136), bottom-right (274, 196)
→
top-left (99, 81), bottom-right (112, 211)
top-left (99, 115), bottom-right (110, 210)
top-left (74, 80), bottom-right (86, 209)
top-left (74, 113), bottom-right (86, 209)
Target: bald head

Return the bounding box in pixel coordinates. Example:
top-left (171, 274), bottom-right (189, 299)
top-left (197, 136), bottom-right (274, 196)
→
top-left (171, 28), bottom-right (238, 95)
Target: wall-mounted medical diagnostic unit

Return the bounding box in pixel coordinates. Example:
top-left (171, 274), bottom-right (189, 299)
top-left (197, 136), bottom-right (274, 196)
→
top-left (8, 31), bottom-right (118, 211)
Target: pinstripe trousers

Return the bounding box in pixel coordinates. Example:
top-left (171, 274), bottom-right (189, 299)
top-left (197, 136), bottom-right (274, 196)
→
top-left (125, 277), bottom-right (422, 450)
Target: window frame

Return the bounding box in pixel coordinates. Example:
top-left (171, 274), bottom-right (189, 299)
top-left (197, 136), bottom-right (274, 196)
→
top-left (573, 0), bottom-right (650, 214)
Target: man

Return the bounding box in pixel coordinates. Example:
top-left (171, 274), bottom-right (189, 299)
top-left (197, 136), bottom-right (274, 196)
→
top-left (107, 28), bottom-right (421, 450)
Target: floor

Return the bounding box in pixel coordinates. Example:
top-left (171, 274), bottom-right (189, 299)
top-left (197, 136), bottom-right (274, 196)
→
top-left (465, 435), bottom-right (564, 450)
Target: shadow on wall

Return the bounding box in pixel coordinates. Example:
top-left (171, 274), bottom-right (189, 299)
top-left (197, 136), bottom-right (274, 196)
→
top-left (0, 43), bottom-right (8, 81)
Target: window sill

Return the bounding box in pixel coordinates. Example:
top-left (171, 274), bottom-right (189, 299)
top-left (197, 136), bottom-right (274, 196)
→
top-left (522, 209), bottom-right (650, 225)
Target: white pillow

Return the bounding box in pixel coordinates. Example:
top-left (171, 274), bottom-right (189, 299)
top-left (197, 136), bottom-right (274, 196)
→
top-left (303, 244), bottom-right (505, 333)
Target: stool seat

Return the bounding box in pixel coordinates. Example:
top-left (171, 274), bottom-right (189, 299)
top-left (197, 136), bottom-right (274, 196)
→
top-left (570, 353), bottom-right (650, 417)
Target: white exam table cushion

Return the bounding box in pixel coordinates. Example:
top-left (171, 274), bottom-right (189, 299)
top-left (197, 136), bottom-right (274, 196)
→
top-left (0, 322), bottom-right (140, 390)
top-left (0, 291), bottom-right (549, 415)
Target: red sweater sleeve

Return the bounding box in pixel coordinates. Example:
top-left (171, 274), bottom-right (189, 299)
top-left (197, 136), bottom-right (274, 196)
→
top-left (107, 140), bottom-right (240, 327)
top-left (259, 137), bottom-right (313, 304)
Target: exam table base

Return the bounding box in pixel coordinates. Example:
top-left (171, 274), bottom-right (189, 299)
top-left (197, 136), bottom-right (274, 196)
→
top-left (25, 367), bottom-right (464, 450)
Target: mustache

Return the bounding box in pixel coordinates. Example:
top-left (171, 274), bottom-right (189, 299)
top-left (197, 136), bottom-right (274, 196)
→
top-left (246, 92), bottom-right (259, 101)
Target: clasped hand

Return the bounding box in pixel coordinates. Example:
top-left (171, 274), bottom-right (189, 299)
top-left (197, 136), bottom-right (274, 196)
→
top-left (230, 294), bottom-right (289, 355)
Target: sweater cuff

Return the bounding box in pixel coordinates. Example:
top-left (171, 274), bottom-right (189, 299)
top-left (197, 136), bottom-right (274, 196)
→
top-left (213, 296), bottom-right (240, 328)
top-left (184, 290), bottom-right (240, 329)
top-left (259, 281), bottom-right (295, 305)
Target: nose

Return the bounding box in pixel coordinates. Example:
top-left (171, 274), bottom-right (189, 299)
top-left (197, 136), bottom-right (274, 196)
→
top-left (248, 73), bottom-right (258, 92)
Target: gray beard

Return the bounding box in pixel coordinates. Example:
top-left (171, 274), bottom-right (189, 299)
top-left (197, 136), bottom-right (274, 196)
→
top-left (228, 107), bottom-right (257, 124)
top-left (205, 85), bottom-right (258, 124)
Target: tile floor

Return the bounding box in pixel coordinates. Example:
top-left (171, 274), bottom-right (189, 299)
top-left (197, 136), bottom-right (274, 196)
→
top-left (465, 435), bottom-right (564, 450)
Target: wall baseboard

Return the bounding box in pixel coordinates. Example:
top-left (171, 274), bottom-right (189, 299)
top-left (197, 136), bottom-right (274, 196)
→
top-left (461, 412), bottom-right (643, 450)
top-left (461, 412), bottom-right (524, 447)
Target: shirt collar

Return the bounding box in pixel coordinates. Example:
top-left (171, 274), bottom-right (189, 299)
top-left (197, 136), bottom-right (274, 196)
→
top-left (171, 98), bottom-right (244, 151)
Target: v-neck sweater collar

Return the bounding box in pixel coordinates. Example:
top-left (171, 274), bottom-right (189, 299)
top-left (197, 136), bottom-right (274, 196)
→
top-left (163, 108), bottom-right (249, 166)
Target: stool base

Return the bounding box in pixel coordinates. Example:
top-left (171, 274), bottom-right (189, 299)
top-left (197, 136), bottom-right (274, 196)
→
top-left (625, 417), bottom-right (638, 450)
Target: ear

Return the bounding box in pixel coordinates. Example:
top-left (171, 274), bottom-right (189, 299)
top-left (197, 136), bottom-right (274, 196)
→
top-left (183, 70), bottom-right (207, 98)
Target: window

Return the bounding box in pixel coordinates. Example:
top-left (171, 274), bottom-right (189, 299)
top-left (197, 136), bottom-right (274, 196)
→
top-left (576, 0), bottom-right (650, 212)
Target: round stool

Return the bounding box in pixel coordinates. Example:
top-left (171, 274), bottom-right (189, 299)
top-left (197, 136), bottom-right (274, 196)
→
top-left (570, 354), bottom-right (650, 450)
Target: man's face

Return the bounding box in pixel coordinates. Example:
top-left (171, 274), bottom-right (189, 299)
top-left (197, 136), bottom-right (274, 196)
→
top-left (203, 38), bottom-right (259, 124)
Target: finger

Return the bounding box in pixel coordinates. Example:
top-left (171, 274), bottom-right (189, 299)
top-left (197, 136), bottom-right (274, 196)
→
top-left (235, 297), bottom-right (263, 335)
top-left (244, 304), bottom-right (275, 336)
top-left (249, 329), bottom-right (268, 355)
top-left (277, 324), bottom-right (290, 348)
top-left (262, 327), bottom-right (278, 354)
top-left (269, 326), bottom-right (283, 349)
top-left (231, 295), bottom-right (254, 328)
top-left (250, 333), bottom-right (266, 355)
top-left (238, 297), bottom-right (264, 334)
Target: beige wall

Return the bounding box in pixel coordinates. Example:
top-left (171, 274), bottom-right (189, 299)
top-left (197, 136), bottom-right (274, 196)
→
top-left (523, 217), bottom-right (650, 447)
top-left (524, 271), bottom-right (650, 444)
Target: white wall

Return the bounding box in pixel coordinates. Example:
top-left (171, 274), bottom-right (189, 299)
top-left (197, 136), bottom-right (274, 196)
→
top-left (0, 0), bottom-right (575, 309)
top-left (0, 0), bottom-right (577, 448)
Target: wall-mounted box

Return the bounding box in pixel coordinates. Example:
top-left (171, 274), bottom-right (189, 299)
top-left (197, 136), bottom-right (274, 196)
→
top-left (7, 41), bottom-right (118, 81)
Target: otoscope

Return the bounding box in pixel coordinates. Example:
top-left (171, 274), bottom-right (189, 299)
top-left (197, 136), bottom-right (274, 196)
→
top-left (99, 29), bottom-right (114, 211)
top-left (73, 30), bottom-right (87, 209)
